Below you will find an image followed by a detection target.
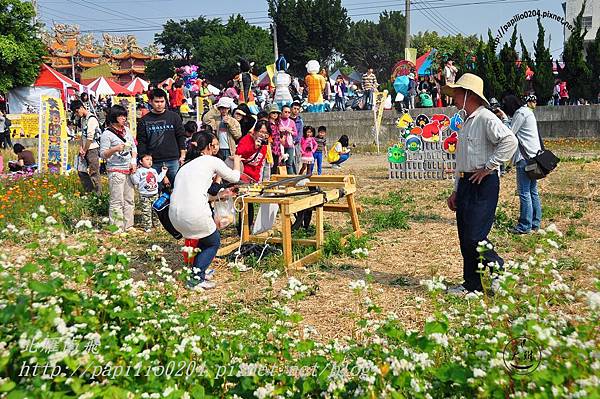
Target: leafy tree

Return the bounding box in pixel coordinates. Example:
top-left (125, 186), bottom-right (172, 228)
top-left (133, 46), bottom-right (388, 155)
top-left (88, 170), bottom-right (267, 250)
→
top-left (498, 28), bottom-right (524, 97)
top-left (586, 27), bottom-right (600, 102)
top-left (342, 11), bottom-right (406, 82)
top-left (484, 30), bottom-right (505, 100)
top-left (145, 59), bottom-right (177, 84)
top-left (532, 17), bottom-right (554, 105)
top-left (410, 31), bottom-right (479, 75)
top-left (561, 0), bottom-right (592, 101)
top-left (0, 0), bottom-right (46, 92)
top-left (154, 15), bottom-right (272, 84)
top-left (268, 0), bottom-right (349, 76)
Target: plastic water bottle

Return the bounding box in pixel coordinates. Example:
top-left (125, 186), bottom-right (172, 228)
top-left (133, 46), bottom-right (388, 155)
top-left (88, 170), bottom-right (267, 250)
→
top-left (153, 192), bottom-right (170, 211)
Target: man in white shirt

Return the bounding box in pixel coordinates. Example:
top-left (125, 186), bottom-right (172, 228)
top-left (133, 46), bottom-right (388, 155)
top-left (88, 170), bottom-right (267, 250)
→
top-left (442, 73), bottom-right (518, 294)
top-left (74, 100), bottom-right (102, 194)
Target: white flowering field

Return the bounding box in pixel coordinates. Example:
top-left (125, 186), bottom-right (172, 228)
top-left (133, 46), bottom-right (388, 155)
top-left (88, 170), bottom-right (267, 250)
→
top-left (1, 144), bottom-right (599, 398)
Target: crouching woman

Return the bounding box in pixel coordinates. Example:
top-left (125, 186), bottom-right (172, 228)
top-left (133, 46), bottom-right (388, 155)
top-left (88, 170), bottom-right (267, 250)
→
top-left (169, 130), bottom-right (242, 290)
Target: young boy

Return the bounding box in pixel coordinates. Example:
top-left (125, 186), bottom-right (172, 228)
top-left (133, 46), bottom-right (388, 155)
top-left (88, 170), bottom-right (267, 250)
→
top-left (314, 126), bottom-right (327, 175)
top-left (130, 154), bottom-right (168, 232)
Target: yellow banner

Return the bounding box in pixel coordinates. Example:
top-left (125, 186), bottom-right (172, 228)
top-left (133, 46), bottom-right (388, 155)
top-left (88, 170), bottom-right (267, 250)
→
top-left (5, 114), bottom-right (39, 138)
top-left (266, 63), bottom-right (276, 86)
top-left (405, 48), bottom-right (417, 64)
top-left (112, 96), bottom-right (137, 138)
top-left (38, 96), bottom-right (69, 174)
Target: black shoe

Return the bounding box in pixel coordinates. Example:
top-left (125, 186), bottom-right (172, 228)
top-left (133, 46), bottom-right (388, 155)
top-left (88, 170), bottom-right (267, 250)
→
top-left (509, 227), bottom-right (530, 235)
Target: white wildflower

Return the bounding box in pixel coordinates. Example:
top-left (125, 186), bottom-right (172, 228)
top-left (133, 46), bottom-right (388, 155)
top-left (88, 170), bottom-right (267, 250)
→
top-left (349, 279), bottom-right (367, 291)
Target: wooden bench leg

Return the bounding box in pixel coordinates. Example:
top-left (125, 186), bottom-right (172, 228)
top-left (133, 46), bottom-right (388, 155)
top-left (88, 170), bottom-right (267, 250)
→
top-left (346, 193), bottom-right (362, 237)
top-left (281, 204), bottom-right (293, 267)
top-left (315, 206), bottom-right (324, 248)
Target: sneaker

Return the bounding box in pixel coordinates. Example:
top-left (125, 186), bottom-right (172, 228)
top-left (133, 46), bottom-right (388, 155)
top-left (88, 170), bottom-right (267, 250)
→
top-left (509, 227), bottom-right (530, 235)
top-left (144, 228), bottom-right (152, 233)
top-left (185, 279), bottom-right (216, 290)
top-left (205, 268), bottom-right (216, 281)
top-left (331, 164), bottom-right (341, 169)
top-left (446, 284), bottom-right (469, 295)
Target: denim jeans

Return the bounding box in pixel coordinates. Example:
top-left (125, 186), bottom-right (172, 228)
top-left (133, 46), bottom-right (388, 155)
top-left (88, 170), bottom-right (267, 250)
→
top-left (364, 89), bottom-right (373, 110)
top-left (314, 151), bottom-right (323, 175)
top-left (192, 229), bottom-right (220, 282)
top-left (152, 159), bottom-right (179, 191)
top-left (456, 172), bottom-right (504, 292)
top-left (284, 147), bottom-right (296, 174)
top-left (331, 153), bottom-right (350, 166)
top-left (515, 159), bottom-right (542, 232)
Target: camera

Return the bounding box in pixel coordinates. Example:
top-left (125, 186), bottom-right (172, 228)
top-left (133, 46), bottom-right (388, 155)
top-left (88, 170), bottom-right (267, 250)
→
top-left (259, 138), bottom-right (268, 145)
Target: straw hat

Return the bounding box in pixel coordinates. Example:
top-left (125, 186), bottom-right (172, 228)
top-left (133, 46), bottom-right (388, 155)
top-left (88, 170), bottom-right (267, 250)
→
top-left (442, 73), bottom-right (489, 106)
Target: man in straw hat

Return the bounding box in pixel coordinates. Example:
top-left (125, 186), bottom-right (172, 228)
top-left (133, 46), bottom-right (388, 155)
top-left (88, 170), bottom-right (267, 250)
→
top-left (442, 73), bottom-right (518, 295)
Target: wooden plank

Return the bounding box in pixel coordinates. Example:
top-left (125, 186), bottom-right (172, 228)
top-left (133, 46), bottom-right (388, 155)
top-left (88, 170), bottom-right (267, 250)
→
top-left (288, 249), bottom-right (323, 270)
top-left (281, 204), bottom-right (293, 266)
top-left (287, 188), bottom-right (343, 214)
top-left (323, 203), bottom-right (363, 213)
top-left (346, 193), bottom-right (362, 237)
top-left (217, 240), bottom-right (241, 256)
top-left (247, 236), bottom-right (317, 246)
top-left (315, 206), bottom-right (324, 249)
top-left (242, 200), bottom-right (250, 242)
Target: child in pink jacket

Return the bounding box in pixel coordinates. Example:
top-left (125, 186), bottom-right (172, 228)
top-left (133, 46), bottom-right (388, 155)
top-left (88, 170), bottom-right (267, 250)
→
top-left (299, 125), bottom-right (317, 175)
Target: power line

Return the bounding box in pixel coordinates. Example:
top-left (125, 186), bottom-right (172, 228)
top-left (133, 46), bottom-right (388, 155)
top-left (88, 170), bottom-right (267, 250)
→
top-left (419, 0), bottom-right (468, 35)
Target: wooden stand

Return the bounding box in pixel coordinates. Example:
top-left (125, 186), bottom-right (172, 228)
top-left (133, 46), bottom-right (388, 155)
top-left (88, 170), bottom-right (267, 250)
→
top-left (217, 175), bottom-right (362, 269)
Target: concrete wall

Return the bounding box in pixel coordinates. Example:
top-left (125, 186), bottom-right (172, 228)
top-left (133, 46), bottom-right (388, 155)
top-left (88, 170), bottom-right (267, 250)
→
top-left (301, 105), bottom-right (600, 145)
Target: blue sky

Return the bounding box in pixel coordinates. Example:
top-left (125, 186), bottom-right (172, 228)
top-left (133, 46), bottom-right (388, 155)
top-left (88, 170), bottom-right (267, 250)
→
top-left (37, 0), bottom-right (568, 59)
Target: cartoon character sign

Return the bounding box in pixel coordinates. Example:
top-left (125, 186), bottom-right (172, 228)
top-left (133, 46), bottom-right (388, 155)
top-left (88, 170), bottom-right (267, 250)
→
top-left (415, 114), bottom-right (430, 128)
top-left (443, 131), bottom-right (458, 154)
top-left (273, 55), bottom-right (293, 108)
top-left (410, 126), bottom-right (423, 136)
top-left (450, 113), bottom-right (463, 132)
top-left (387, 144), bottom-right (407, 163)
top-left (235, 58), bottom-right (259, 113)
top-left (405, 135), bottom-right (422, 152)
top-left (396, 112), bottom-right (414, 129)
top-left (305, 60), bottom-right (326, 112)
top-left (421, 121), bottom-right (441, 143)
top-left (431, 114), bottom-right (450, 131)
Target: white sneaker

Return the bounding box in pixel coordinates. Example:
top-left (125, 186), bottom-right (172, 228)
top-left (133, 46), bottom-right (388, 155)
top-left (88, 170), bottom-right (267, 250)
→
top-left (197, 280), bottom-right (216, 290)
top-left (446, 284), bottom-right (469, 295)
top-left (331, 164), bottom-right (341, 169)
top-left (205, 269), bottom-right (216, 281)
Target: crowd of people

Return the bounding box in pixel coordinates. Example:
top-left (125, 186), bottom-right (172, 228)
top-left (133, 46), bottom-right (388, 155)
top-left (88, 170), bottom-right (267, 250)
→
top-left (66, 87), bottom-right (352, 290)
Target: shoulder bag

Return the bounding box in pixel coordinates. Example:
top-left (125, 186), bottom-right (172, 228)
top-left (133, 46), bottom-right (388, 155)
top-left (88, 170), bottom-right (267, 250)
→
top-left (518, 129), bottom-right (560, 180)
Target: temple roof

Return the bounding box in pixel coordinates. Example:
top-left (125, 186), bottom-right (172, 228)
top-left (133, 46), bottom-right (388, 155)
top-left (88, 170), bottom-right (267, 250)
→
top-left (78, 49), bottom-right (101, 58)
top-left (112, 67), bottom-right (146, 75)
top-left (78, 61), bottom-right (100, 68)
top-left (112, 52), bottom-right (152, 60)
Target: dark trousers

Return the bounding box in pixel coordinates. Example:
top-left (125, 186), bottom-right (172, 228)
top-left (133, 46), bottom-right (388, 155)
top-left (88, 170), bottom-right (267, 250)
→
top-left (78, 148), bottom-right (101, 194)
top-left (0, 130), bottom-right (12, 149)
top-left (192, 229), bottom-right (220, 281)
top-left (456, 172), bottom-right (504, 291)
top-left (152, 159), bottom-right (179, 192)
top-left (363, 89), bottom-right (373, 110)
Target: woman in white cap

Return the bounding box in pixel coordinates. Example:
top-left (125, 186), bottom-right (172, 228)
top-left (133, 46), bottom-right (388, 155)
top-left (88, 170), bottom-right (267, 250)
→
top-left (202, 96), bottom-right (241, 159)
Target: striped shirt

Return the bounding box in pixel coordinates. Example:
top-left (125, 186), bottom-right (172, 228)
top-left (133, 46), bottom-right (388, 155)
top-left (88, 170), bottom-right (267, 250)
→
top-left (362, 73), bottom-right (378, 90)
top-left (454, 106), bottom-right (517, 189)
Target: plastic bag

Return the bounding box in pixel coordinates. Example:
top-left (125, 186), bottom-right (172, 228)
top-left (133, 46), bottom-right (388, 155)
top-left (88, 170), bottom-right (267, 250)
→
top-left (214, 196), bottom-right (235, 229)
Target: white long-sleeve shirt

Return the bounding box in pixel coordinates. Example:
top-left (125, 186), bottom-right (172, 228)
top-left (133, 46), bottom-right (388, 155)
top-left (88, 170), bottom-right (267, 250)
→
top-left (130, 167), bottom-right (167, 196)
top-left (509, 106), bottom-right (542, 164)
top-left (169, 156), bottom-right (240, 239)
top-left (454, 106), bottom-right (518, 189)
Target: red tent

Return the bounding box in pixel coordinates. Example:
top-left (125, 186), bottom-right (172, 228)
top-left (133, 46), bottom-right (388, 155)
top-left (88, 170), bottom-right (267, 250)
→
top-left (87, 77), bottom-right (134, 96)
top-left (33, 64), bottom-right (89, 100)
top-left (126, 77), bottom-right (149, 94)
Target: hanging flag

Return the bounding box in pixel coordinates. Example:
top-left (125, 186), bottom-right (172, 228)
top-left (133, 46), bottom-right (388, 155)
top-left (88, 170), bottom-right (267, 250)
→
top-left (405, 48), bottom-right (417, 64)
top-left (38, 95), bottom-right (69, 174)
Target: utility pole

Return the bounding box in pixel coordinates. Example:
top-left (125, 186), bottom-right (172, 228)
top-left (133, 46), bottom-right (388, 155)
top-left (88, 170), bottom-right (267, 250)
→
top-left (273, 21), bottom-right (279, 61)
top-left (405, 0), bottom-right (410, 50)
top-left (31, 0), bottom-right (38, 25)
